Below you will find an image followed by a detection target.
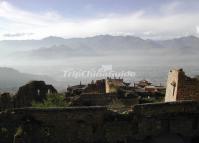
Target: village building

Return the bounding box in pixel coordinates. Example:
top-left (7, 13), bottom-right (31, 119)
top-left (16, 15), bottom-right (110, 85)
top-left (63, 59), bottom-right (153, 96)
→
top-left (134, 79), bottom-right (165, 94)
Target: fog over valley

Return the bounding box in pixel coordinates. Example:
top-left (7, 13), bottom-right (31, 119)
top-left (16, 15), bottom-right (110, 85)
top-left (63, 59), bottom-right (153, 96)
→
top-left (0, 35), bottom-right (199, 92)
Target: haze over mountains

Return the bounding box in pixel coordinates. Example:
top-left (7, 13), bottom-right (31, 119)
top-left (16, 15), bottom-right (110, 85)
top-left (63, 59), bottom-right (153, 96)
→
top-left (1, 35), bottom-right (199, 57)
top-left (1, 35), bottom-right (199, 68)
top-left (0, 35), bottom-right (199, 92)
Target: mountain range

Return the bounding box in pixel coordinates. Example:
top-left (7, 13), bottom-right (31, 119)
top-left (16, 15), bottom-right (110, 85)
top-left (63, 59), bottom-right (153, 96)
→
top-left (1, 35), bottom-right (199, 59)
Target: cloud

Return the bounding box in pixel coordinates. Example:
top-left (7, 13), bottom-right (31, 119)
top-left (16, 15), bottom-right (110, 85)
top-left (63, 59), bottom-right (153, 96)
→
top-left (0, 1), bottom-right (63, 25)
top-left (3, 32), bottom-right (34, 37)
top-left (0, 1), bottom-right (199, 40)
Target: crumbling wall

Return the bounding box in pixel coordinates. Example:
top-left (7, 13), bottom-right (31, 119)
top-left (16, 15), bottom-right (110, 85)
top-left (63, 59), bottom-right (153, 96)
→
top-left (133, 101), bottom-right (199, 140)
top-left (165, 69), bottom-right (199, 102)
top-left (179, 76), bottom-right (199, 101)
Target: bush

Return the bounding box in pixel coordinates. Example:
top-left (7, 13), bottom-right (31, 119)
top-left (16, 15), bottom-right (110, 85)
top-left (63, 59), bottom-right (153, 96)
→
top-left (32, 94), bottom-right (70, 107)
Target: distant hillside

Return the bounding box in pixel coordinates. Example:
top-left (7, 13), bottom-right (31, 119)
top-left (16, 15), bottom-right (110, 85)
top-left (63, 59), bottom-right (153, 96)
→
top-left (0, 67), bottom-right (55, 93)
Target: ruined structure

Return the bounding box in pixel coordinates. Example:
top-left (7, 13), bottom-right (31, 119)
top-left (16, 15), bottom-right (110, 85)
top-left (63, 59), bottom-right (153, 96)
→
top-left (105, 78), bottom-right (127, 93)
top-left (165, 69), bottom-right (199, 102)
top-left (15, 81), bottom-right (57, 107)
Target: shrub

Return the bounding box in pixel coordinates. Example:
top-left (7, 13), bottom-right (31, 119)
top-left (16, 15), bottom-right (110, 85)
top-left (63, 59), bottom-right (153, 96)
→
top-left (32, 94), bottom-right (70, 107)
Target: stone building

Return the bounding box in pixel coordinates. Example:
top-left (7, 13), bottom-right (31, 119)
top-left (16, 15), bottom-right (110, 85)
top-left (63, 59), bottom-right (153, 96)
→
top-left (165, 69), bottom-right (199, 102)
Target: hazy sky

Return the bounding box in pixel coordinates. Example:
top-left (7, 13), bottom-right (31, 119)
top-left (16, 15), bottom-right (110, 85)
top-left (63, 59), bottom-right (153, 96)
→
top-left (0, 0), bottom-right (199, 40)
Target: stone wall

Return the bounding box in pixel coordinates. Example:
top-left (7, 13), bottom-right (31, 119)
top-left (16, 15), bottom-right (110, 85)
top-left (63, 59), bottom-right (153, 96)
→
top-left (13, 107), bottom-right (106, 143)
top-left (133, 101), bottom-right (199, 141)
top-left (1, 101), bottom-right (199, 143)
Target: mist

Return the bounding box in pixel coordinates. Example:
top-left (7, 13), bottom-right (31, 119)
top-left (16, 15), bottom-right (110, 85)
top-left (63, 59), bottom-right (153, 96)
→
top-left (0, 35), bottom-right (199, 91)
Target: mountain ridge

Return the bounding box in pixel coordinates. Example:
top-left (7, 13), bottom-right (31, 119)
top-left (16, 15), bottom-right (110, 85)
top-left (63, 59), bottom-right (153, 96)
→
top-left (1, 35), bottom-right (199, 59)
top-left (1, 35), bottom-right (198, 42)
top-left (0, 67), bottom-right (56, 93)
